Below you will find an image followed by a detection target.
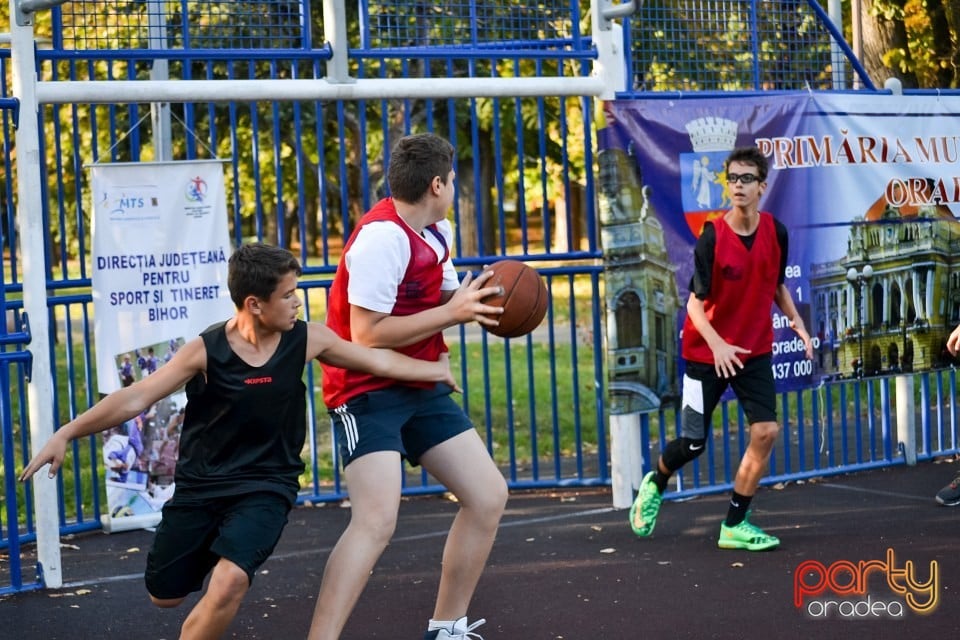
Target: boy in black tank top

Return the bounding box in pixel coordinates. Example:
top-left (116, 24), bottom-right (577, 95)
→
top-left (20, 242), bottom-right (458, 638)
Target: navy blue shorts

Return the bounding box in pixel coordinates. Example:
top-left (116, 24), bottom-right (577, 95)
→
top-left (329, 383), bottom-right (474, 468)
top-left (680, 355), bottom-right (777, 440)
top-left (144, 491), bottom-right (290, 599)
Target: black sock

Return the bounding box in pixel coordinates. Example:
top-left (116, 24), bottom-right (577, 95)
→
top-left (652, 468), bottom-right (671, 493)
top-left (724, 492), bottom-right (753, 526)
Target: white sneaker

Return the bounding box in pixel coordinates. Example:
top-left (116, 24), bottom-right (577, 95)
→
top-left (423, 617), bottom-right (486, 639)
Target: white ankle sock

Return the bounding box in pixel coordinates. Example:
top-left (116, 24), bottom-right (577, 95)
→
top-left (428, 619), bottom-right (456, 631)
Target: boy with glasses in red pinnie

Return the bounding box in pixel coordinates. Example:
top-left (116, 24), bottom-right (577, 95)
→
top-left (630, 146), bottom-right (813, 550)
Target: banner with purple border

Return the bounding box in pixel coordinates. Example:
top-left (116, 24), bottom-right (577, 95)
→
top-left (599, 94), bottom-right (960, 393)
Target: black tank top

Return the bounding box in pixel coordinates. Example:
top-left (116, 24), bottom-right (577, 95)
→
top-left (175, 320), bottom-right (308, 504)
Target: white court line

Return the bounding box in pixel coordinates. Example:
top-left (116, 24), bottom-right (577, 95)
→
top-left (392, 506), bottom-right (617, 542)
top-left (62, 572), bottom-right (144, 589)
top-left (818, 482), bottom-right (931, 503)
top-left (274, 506), bottom-right (617, 556)
top-left (58, 505), bottom-right (618, 589)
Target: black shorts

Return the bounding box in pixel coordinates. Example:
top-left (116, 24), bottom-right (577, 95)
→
top-left (144, 491), bottom-right (290, 600)
top-left (680, 355), bottom-right (776, 440)
top-left (329, 383), bottom-right (473, 468)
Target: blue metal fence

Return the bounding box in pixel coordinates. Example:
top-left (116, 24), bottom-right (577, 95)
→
top-left (360, 0), bottom-right (587, 52)
top-left (622, 0), bottom-right (874, 94)
top-left (56, 0), bottom-right (314, 51)
top-left (642, 370), bottom-right (960, 502)
top-left (0, 52), bottom-right (39, 591)
top-left (1, 0), bottom-right (959, 596)
top-left (1, 339), bottom-right (36, 595)
top-left (3, 1), bottom-right (607, 573)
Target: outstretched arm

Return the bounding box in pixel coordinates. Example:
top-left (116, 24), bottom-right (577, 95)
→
top-left (19, 338), bottom-right (205, 481)
top-left (349, 269), bottom-right (504, 349)
top-left (774, 284), bottom-right (813, 360)
top-left (306, 323), bottom-right (459, 390)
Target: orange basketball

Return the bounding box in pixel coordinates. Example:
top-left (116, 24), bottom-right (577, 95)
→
top-left (480, 260), bottom-right (548, 338)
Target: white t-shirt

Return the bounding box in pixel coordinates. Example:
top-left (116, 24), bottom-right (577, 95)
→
top-left (345, 218), bottom-right (460, 313)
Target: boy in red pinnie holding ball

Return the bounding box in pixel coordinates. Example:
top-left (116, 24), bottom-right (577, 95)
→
top-left (310, 133), bottom-right (507, 640)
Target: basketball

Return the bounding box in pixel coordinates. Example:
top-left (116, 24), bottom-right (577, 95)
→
top-left (481, 260), bottom-right (548, 338)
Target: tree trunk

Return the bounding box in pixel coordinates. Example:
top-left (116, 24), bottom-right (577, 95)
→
top-left (553, 182), bottom-right (587, 252)
top-left (941, 0), bottom-right (960, 87)
top-left (304, 162), bottom-right (320, 258)
top-left (858, 0), bottom-right (919, 88)
top-left (926, 0), bottom-right (956, 87)
top-left (478, 132), bottom-right (496, 256)
top-left (456, 133), bottom-right (496, 258)
top-left (457, 155), bottom-right (479, 257)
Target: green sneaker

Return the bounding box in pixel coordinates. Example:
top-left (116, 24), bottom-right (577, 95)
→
top-left (717, 517), bottom-right (780, 551)
top-left (629, 471), bottom-right (662, 537)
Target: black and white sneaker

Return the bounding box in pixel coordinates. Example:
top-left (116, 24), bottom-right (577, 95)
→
top-left (935, 474), bottom-right (960, 506)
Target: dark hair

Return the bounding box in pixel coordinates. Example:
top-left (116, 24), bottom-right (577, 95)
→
top-left (386, 133), bottom-right (455, 203)
top-left (725, 146), bottom-right (768, 181)
top-left (227, 242), bottom-right (301, 307)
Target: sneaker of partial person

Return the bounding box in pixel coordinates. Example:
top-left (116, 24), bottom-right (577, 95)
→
top-left (629, 471), bottom-right (662, 537)
top-left (423, 617), bottom-right (486, 640)
top-left (717, 515), bottom-right (780, 551)
top-left (935, 473), bottom-right (960, 506)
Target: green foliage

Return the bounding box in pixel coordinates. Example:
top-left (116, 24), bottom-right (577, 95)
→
top-left (868, 0), bottom-right (907, 21)
top-left (631, 0), bottom-right (838, 91)
top-left (13, 3), bottom-right (592, 267)
top-left (452, 340), bottom-right (600, 466)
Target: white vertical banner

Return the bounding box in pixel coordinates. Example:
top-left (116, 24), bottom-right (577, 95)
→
top-left (90, 160), bottom-right (235, 531)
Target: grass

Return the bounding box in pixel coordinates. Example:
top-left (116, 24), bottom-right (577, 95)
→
top-left (452, 340), bottom-right (600, 463)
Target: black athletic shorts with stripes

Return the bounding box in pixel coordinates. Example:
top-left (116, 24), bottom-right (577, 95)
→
top-left (329, 383), bottom-right (473, 468)
top-left (680, 354), bottom-right (777, 440)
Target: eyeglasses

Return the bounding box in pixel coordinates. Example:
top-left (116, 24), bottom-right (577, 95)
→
top-left (726, 173), bottom-right (760, 185)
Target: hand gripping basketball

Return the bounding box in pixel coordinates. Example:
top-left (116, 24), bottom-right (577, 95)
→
top-left (480, 260), bottom-right (548, 338)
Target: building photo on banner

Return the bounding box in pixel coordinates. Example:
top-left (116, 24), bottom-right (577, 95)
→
top-left (598, 92), bottom-right (960, 410)
top-left (90, 159), bottom-right (234, 532)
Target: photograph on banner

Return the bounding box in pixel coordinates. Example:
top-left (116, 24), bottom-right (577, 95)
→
top-left (103, 387), bottom-right (185, 519)
top-left (105, 337), bottom-right (186, 520)
top-left (90, 160), bottom-right (234, 530)
top-left (115, 337), bottom-right (184, 386)
top-left (597, 93), bottom-right (960, 409)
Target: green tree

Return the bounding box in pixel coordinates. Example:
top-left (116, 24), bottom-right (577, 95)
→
top-left (853, 0), bottom-right (960, 88)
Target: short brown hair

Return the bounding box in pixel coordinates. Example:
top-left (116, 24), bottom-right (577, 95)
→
top-left (386, 133), bottom-right (455, 203)
top-left (227, 243), bottom-right (301, 307)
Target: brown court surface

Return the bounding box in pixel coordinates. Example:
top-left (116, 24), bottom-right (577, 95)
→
top-left (4, 459), bottom-right (960, 639)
